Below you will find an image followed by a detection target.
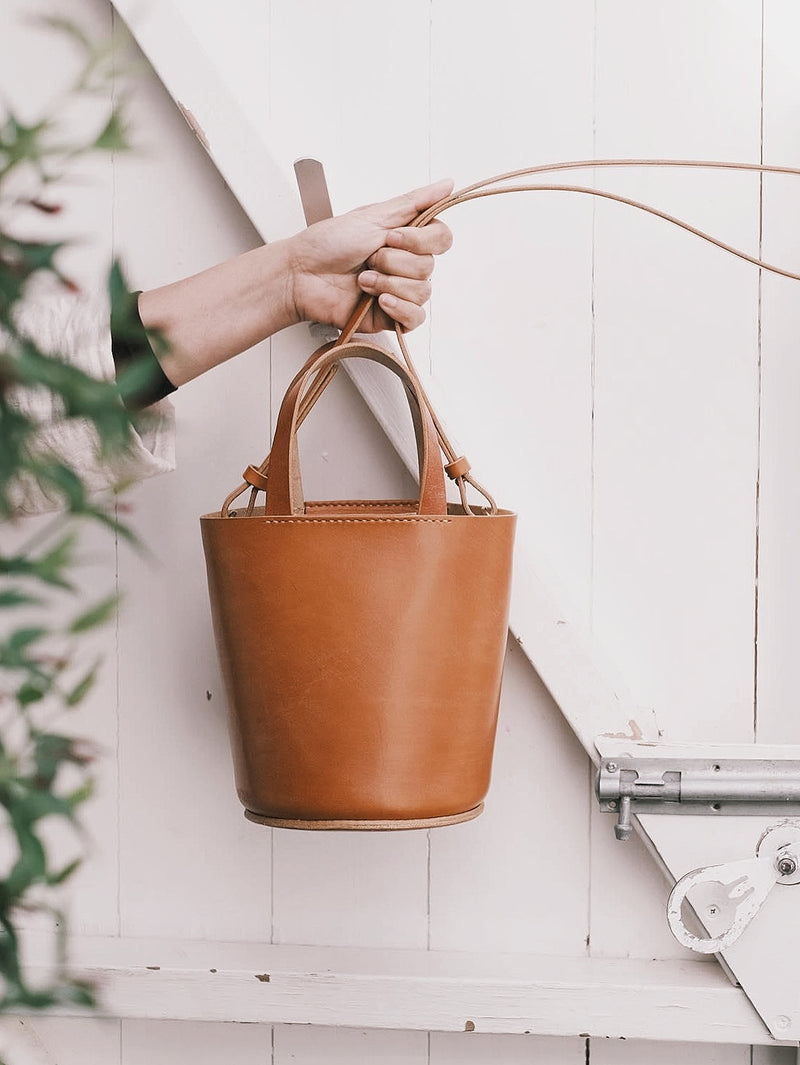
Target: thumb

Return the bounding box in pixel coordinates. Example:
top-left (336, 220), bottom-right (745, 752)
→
top-left (364, 178), bottom-right (455, 229)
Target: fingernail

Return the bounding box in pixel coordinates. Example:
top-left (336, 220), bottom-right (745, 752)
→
top-left (360, 270), bottom-right (378, 286)
top-left (379, 293), bottom-right (398, 309)
top-left (386, 230), bottom-right (405, 248)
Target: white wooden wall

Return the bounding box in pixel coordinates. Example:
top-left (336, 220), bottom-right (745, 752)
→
top-left (3, 0), bottom-right (800, 1062)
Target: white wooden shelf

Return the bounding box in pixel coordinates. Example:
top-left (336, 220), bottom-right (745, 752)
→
top-left (23, 935), bottom-right (782, 1046)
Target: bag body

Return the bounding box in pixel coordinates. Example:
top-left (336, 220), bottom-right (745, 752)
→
top-left (201, 339), bottom-right (516, 829)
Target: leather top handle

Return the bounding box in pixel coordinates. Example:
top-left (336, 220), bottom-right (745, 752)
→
top-left (266, 340), bottom-right (448, 517)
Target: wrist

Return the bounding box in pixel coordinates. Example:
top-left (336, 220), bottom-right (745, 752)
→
top-left (282, 229), bottom-right (314, 326)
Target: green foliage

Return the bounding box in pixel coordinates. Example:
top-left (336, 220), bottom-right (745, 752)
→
top-left (0, 17), bottom-right (143, 1018)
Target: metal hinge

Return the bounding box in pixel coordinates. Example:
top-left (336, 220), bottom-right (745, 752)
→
top-left (595, 744), bottom-right (800, 841)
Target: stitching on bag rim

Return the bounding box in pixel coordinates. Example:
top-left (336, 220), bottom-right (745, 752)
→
top-left (259, 518), bottom-right (452, 525)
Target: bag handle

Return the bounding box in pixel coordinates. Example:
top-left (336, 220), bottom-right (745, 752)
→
top-left (221, 158), bottom-right (800, 517)
top-left (265, 340), bottom-right (448, 517)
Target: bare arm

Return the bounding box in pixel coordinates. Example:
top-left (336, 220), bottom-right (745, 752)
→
top-left (138, 180), bottom-right (453, 387)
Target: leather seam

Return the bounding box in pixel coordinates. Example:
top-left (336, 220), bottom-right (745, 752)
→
top-left (259, 518), bottom-right (452, 525)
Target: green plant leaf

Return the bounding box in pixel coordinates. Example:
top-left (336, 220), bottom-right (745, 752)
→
top-left (46, 857), bottom-right (81, 886)
top-left (64, 661), bottom-right (100, 706)
top-left (93, 107), bottom-right (131, 152)
top-left (16, 675), bottom-right (52, 707)
top-left (65, 779), bottom-right (94, 812)
top-left (0, 627), bottom-right (47, 669)
top-left (29, 15), bottom-right (93, 52)
top-left (68, 594), bottom-right (118, 634)
top-left (5, 822), bottom-right (47, 898)
top-left (0, 589), bottom-right (42, 608)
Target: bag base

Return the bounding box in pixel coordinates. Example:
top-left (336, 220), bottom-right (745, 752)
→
top-left (244, 802), bottom-right (484, 831)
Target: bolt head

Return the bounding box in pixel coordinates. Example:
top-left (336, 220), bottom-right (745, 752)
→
top-left (777, 855), bottom-right (798, 877)
top-left (606, 761), bottom-right (619, 773)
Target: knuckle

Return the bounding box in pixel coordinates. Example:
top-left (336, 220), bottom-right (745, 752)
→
top-left (367, 248), bottom-right (389, 273)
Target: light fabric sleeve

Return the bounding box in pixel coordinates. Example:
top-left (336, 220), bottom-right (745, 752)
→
top-left (7, 290), bottom-right (176, 515)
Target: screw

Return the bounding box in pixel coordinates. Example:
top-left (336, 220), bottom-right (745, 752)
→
top-left (775, 1015), bottom-right (791, 1031)
top-left (777, 855), bottom-right (797, 877)
top-left (606, 762), bottom-right (619, 773)
top-left (707, 905), bottom-right (719, 918)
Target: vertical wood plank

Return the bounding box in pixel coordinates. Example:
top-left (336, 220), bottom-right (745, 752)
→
top-left (274, 1025), bottom-right (427, 1065)
top-left (121, 1019), bottom-right (268, 1065)
top-left (268, 0), bottom-right (432, 206)
top-left (755, 0), bottom-right (800, 745)
top-left (426, 0), bottom-right (597, 962)
top-left (752, 1048), bottom-right (800, 1065)
top-left (590, 0), bottom-right (764, 966)
top-left (430, 1031), bottom-right (586, 1064)
top-left (592, 0), bottom-right (763, 740)
top-left (429, 642), bottom-right (591, 955)
top-left (590, 1040), bottom-right (751, 1065)
top-left (0, 1018), bottom-right (120, 1065)
top-left (112, 25), bottom-right (272, 941)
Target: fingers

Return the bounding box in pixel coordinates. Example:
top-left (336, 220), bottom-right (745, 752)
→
top-left (366, 246), bottom-right (434, 281)
top-left (385, 220), bottom-right (453, 256)
top-left (376, 293), bottom-right (426, 332)
top-left (363, 178), bottom-right (455, 228)
top-left (354, 186), bottom-right (454, 333)
top-left (358, 270), bottom-right (432, 310)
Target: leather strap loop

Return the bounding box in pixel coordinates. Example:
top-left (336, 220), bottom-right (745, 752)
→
top-left (243, 465), bottom-right (270, 492)
top-left (445, 456), bottom-right (471, 480)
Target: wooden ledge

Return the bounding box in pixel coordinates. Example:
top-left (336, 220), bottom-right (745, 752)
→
top-left (20, 935), bottom-right (781, 1046)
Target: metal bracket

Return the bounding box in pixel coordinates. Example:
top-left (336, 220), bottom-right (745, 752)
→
top-left (596, 753), bottom-right (800, 841)
top-left (666, 822), bottom-right (800, 953)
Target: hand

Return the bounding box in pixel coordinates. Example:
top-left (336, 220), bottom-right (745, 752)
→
top-left (288, 179), bottom-right (454, 333)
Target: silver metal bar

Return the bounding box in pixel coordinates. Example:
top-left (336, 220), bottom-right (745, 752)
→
top-left (597, 757), bottom-right (800, 839)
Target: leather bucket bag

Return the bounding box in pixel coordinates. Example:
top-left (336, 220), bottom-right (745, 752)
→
top-left (201, 324), bottom-right (516, 830)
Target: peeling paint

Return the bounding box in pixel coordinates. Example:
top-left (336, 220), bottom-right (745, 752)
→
top-left (177, 102), bottom-right (210, 150)
top-left (255, 973), bottom-right (271, 983)
top-left (464, 1020), bottom-right (475, 1032)
top-left (601, 719), bottom-right (645, 741)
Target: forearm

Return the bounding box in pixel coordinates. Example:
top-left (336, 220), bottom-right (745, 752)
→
top-left (137, 238), bottom-right (299, 387)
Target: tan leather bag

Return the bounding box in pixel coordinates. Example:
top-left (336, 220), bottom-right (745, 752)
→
top-left (201, 326), bottom-right (516, 830)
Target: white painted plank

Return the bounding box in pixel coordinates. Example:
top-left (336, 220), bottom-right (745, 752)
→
top-left (0, 1017), bottom-right (120, 1065)
top-left (19, 935), bottom-right (772, 1045)
top-left (589, 0), bottom-right (769, 988)
top-left (120, 1018), bottom-right (268, 1065)
top-left (111, 25), bottom-right (272, 942)
top-left (268, 0), bottom-right (432, 208)
top-left (752, 1048), bottom-right (800, 1065)
top-left (755, 0), bottom-right (800, 746)
top-left (430, 1031), bottom-right (585, 1064)
top-left (428, 641), bottom-right (592, 955)
top-left (274, 1025), bottom-right (426, 1065)
top-left (593, 0), bottom-right (763, 743)
top-left (590, 1040), bottom-right (751, 1065)
top-left (425, 0), bottom-right (605, 962)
